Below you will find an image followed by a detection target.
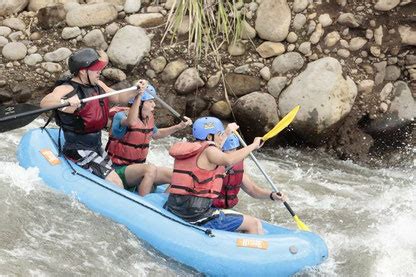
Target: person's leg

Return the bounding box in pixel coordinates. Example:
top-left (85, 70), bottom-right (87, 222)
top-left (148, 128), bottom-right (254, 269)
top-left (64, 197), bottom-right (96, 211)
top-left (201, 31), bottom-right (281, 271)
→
top-left (154, 166), bottom-right (173, 184)
top-left (124, 163), bottom-right (157, 196)
top-left (236, 214), bottom-right (264, 235)
top-left (105, 170), bottom-right (124, 188)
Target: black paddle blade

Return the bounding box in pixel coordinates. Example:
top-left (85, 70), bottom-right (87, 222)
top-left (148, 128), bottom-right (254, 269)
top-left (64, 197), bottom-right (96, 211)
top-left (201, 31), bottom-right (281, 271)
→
top-left (0, 104), bottom-right (43, 132)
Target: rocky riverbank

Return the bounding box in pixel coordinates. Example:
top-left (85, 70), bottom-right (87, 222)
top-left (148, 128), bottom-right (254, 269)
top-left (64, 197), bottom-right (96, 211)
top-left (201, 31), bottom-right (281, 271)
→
top-left (0, 0), bottom-right (415, 166)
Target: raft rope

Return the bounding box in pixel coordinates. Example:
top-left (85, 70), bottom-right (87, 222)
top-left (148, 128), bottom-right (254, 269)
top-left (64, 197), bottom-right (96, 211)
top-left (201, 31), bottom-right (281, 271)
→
top-left (42, 128), bottom-right (215, 237)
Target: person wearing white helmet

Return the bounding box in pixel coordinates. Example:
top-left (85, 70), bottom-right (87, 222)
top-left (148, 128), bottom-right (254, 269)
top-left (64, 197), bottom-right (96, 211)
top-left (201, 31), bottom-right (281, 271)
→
top-left (212, 133), bottom-right (287, 210)
top-left (106, 83), bottom-right (192, 196)
top-left (165, 117), bottom-right (265, 234)
top-left (40, 48), bottom-right (147, 188)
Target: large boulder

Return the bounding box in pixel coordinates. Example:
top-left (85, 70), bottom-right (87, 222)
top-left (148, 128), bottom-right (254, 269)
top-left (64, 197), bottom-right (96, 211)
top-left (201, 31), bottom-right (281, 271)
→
top-left (224, 73), bottom-right (261, 97)
top-left (0, 0), bottom-right (29, 16)
top-left (174, 68), bottom-right (205, 95)
top-left (255, 0), bottom-right (290, 42)
top-left (107, 25), bottom-right (151, 69)
top-left (234, 92), bottom-right (279, 141)
top-left (365, 81), bottom-right (416, 135)
top-left (29, 0), bottom-right (78, 11)
top-left (278, 57), bottom-right (357, 143)
top-left (66, 3), bottom-right (117, 27)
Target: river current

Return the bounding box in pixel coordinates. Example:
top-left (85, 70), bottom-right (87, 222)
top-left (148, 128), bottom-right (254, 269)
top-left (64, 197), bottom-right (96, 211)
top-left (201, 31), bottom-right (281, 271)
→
top-left (0, 119), bottom-right (415, 276)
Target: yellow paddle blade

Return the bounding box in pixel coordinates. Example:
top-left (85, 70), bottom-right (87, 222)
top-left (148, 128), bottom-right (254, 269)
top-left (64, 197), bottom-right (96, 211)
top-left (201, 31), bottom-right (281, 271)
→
top-left (294, 215), bottom-right (310, 231)
top-left (262, 105), bottom-right (300, 142)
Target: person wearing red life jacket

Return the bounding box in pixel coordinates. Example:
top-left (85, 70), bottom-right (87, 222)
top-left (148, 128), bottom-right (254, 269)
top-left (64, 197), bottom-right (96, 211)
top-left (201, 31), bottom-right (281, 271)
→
top-left (212, 134), bottom-right (287, 209)
top-left (165, 116), bottom-right (266, 234)
top-left (40, 48), bottom-right (147, 188)
top-left (106, 84), bottom-right (192, 196)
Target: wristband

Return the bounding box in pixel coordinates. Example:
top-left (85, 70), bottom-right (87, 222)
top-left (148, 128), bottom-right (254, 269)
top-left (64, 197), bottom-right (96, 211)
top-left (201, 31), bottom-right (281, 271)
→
top-left (269, 192), bottom-right (274, 201)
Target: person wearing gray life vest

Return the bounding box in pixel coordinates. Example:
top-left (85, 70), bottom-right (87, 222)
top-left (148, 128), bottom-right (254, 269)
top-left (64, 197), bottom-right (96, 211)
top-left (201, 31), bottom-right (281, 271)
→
top-left (165, 117), bottom-right (265, 234)
top-left (212, 133), bottom-right (287, 209)
top-left (40, 48), bottom-right (147, 188)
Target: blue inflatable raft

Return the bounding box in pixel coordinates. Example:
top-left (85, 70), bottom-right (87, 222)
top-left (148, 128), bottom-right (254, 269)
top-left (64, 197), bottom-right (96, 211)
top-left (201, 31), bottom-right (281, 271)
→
top-left (17, 128), bottom-right (328, 276)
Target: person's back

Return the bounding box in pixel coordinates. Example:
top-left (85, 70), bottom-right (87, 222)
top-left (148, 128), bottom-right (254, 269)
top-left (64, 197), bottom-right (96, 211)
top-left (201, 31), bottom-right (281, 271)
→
top-left (166, 117), bottom-right (264, 234)
top-left (40, 48), bottom-right (147, 187)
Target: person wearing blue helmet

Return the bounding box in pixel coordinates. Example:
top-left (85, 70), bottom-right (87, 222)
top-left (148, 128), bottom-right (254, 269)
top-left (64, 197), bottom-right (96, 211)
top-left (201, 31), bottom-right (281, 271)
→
top-left (213, 134), bottom-right (287, 209)
top-left (106, 83), bottom-right (192, 196)
top-left (165, 117), bottom-right (266, 234)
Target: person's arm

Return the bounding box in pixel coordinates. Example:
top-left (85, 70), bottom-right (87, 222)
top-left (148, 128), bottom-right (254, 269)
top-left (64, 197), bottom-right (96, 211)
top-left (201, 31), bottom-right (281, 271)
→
top-left (40, 85), bottom-right (81, 113)
top-left (100, 79), bottom-right (148, 105)
top-left (205, 137), bottom-right (263, 166)
top-left (241, 174), bottom-right (288, 202)
top-left (152, 116), bottom-right (192, 140)
top-left (124, 89), bottom-right (145, 127)
top-left (111, 111), bottom-right (128, 139)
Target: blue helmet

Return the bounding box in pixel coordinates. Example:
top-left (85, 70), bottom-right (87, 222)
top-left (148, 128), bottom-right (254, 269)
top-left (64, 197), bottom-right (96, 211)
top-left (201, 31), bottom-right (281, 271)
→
top-left (193, 117), bottom-right (224, 140)
top-left (128, 84), bottom-right (156, 104)
top-left (222, 133), bottom-right (240, 151)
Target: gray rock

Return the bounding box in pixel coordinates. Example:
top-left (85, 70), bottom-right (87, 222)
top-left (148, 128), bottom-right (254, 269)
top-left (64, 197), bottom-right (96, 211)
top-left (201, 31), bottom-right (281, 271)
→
top-left (286, 32), bottom-right (298, 43)
top-left (62, 27), bottom-right (81, 39)
top-left (0, 27), bottom-right (12, 37)
top-left (324, 31), bottom-right (341, 47)
top-left (293, 13), bottom-right (306, 30)
top-left (66, 3), bottom-right (118, 27)
top-left (124, 0), bottom-right (141, 13)
top-left (185, 96), bottom-right (207, 117)
top-left (207, 71), bottom-right (221, 88)
top-left (318, 14), bottom-right (333, 27)
top-left (102, 68), bottom-right (126, 81)
top-left (41, 62), bottom-right (62, 73)
top-left (267, 76), bottom-right (287, 98)
top-left (127, 13), bottom-right (164, 27)
top-left (384, 65), bottom-right (401, 81)
top-left (210, 100), bottom-right (232, 119)
top-left (234, 92), bottom-right (279, 139)
top-left (224, 73), bottom-right (261, 96)
top-left (293, 0), bottom-right (308, 12)
top-left (380, 83), bottom-right (394, 101)
top-left (24, 53), bottom-right (43, 66)
top-left (298, 42), bottom-right (312, 56)
top-left (374, 0), bottom-right (400, 11)
top-left (174, 68), bottom-right (205, 95)
top-left (337, 13), bottom-right (361, 28)
top-left (83, 29), bottom-right (108, 50)
top-left (107, 25), bottom-right (151, 69)
top-left (2, 42), bottom-right (27, 60)
top-left (44, 47), bottom-right (71, 62)
top-left (349, 37), bottom-right (367, 51)
top-left (279, 57), bottom-right (357, 139)
top-left (241, 20), bottom-right (256, 40)
top-left (105, 22), bottom-right (120, 36)
top-left (259, 66), bottom-right (271, 81)
top-left (255, 42), bottom-right (285, 58)
top-left (37, 4), bottom-right (67, 29)
top-left (150, 56), bottom-right (167, 73)
top-left (0, 36), bottom-right (8, 47)
top-left (2, 17), bottom-right (26, 31)
top-left (161, 59), bottom-right (188, 82)
top-left (271, 52), bottom-right (304, 74)
top-left (29, 0), bottom-right (78, 12)
top-left (398, 25), bottom-right (416, 46)
top-left (255, 0), bottom-right (291, 42)
top-left (0, 0), bottom-right (29, 16)
top-left (228, 41), bottom-right (246, 56)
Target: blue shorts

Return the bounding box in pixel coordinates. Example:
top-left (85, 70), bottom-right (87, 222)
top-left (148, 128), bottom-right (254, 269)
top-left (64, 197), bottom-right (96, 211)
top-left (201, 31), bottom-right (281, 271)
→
top-left (201, 210), bottom-right (244, 232)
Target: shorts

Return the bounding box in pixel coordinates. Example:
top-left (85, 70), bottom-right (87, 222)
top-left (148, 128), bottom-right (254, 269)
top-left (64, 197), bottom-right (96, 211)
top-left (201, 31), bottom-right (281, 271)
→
top-left (114, 165), bottom-right (137, 192)
top-left (198, 210), bottom-right (244, 232)
top-left (64, 149), bottom-right (113, 179)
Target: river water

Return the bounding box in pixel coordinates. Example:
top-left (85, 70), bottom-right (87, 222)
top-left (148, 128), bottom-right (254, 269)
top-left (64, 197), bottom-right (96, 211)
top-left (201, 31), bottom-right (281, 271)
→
top-left (0, 119), bottom-right (415, 276)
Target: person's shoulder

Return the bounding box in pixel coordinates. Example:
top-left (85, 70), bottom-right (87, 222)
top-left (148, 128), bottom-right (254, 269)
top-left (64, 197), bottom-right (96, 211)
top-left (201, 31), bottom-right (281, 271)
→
top-left (52, 83), bottom-right (74, 94)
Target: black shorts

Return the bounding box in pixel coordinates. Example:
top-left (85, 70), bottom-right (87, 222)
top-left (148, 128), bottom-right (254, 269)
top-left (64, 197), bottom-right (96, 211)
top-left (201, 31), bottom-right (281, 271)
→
top-left (64, 149), bottom-right (113, 179)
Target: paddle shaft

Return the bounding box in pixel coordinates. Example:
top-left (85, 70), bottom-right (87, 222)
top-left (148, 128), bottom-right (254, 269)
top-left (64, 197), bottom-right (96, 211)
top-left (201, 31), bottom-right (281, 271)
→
top-left (0, 86), bottom-right (138, 122)
top-left (145, 89), bottom-right (187, 122)
top-left (234, 132), bottom-right (296, 217)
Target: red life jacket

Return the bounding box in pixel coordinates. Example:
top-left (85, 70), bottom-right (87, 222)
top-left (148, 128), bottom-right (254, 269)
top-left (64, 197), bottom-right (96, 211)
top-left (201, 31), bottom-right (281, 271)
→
top-left (106, 114), bottom-right (154, 166)
top-left (212, 160), bottom-right (244, 209)
top-left (55, 80), bottom-right (109, 134)
top-left (168, 141), bottom-right (225, 199)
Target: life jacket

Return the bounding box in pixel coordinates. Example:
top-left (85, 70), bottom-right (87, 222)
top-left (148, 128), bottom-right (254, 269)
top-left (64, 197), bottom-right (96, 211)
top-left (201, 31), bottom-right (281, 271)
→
top-left (55, 80), bottom-right (109, 134)
top-left (106, 113), bottom-right (154, 166)
top-left (212, 160), bottom-right (244, 209)
top-left (168, 141), bottom-right (225, 199)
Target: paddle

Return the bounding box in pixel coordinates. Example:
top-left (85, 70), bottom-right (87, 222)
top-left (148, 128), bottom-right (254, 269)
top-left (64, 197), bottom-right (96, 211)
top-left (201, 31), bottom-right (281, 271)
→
top-left (233, 108), bottom-right (310, 232)
top-left (262, 105), bottom-right (300, 142)
top-left (0, 86), bottom-right (137, 133)
top-left (144, 89), bottom-right (187, 122)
